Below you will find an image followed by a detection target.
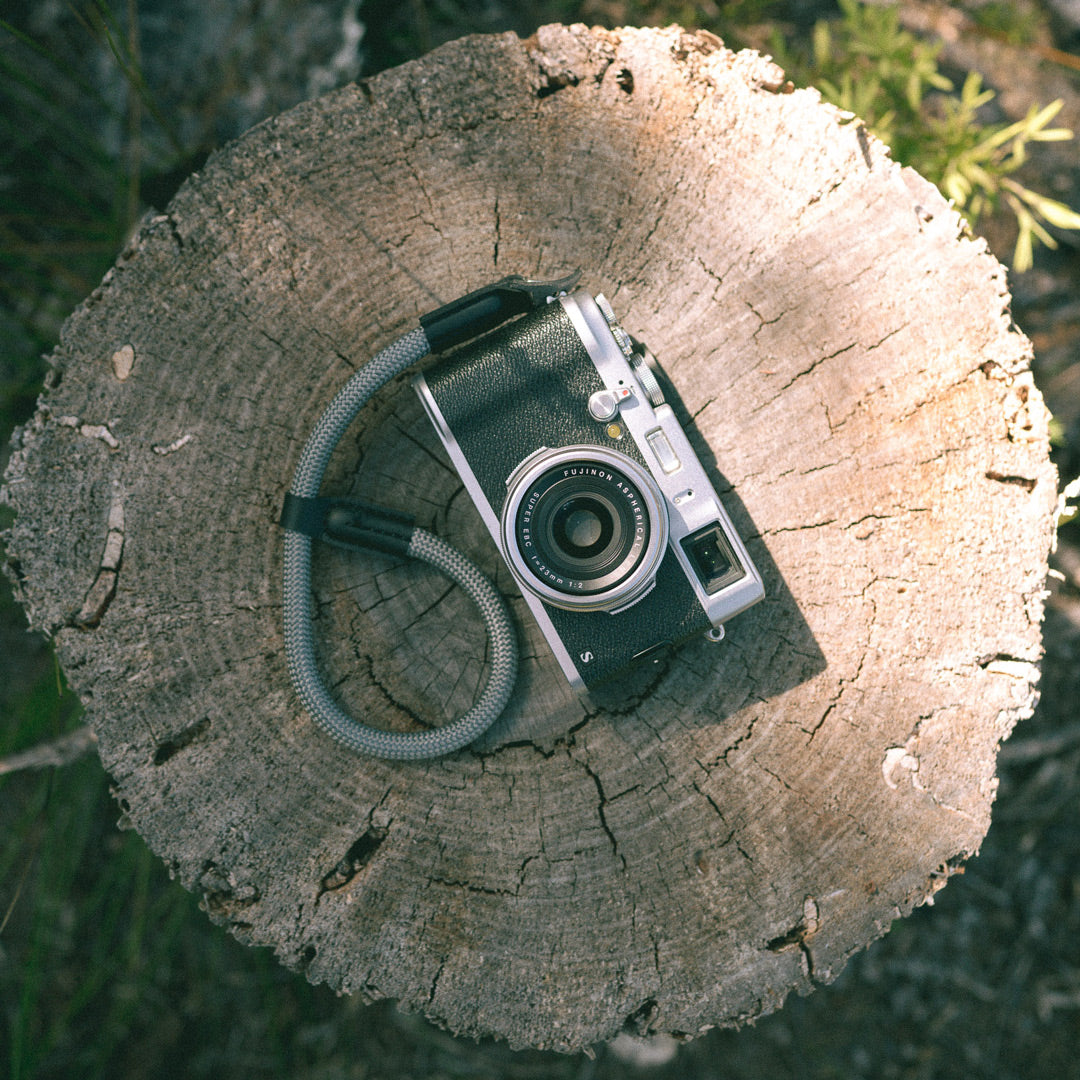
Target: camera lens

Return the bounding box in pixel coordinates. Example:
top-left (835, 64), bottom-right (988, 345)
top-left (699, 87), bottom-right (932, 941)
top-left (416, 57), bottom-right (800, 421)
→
top-left (521, 467), bottom-right (645, 594)
top-left (552, 497), bottom-right (612, 559)
top-left (501, 446), bottom-right (668, 611)
top-left (532, 479), bottom-right (634, 584)
top-left (555, 501), bottom-right (606, 553)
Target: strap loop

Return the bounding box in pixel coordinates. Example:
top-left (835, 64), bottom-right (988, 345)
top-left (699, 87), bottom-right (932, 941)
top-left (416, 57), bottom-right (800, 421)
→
top-left (280, 494), bottom-right (415, 556)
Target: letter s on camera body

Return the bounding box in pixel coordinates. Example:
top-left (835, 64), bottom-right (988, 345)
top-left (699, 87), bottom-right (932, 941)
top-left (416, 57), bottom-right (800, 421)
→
top-left (414, 287), bottom-right (764, 693)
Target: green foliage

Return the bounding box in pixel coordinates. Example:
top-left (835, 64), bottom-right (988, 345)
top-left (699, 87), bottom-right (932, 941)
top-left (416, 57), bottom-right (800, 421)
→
top-left (969, 0), bottom-right (1044, 46)
top-left (776, 0), bottom-right (1080, 272)
top-left (0, 13), bottom-right (134, 360)
top-left (935, 82), bottom-right (1080, 272)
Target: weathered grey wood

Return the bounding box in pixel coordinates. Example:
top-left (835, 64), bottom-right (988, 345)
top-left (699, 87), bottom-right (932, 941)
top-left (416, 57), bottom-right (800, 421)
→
top-left (1, 24), bottom-right (1057, 1051)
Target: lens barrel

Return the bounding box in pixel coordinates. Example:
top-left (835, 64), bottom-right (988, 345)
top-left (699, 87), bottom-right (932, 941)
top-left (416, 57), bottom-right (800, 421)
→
top-left (501, 446), bottom-right (668, 611)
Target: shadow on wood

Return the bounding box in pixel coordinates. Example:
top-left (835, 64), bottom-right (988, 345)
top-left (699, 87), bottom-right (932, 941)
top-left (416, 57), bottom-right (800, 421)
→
top-left (1, 24), bottom-right (1056, 1052)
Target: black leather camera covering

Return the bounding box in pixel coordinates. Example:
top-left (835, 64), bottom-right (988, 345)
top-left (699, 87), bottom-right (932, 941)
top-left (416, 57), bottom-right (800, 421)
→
top-left (421, 303), bottom-right (711, 690)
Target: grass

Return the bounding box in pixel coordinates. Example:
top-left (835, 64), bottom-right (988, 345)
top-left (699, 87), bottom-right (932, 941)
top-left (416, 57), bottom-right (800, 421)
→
top-left (1, 759), bottom-right (349, 1079)
top-left (767, 0), bottom-right (1080, 270)
top-left (2, 3), bottom-right (1080, 1078)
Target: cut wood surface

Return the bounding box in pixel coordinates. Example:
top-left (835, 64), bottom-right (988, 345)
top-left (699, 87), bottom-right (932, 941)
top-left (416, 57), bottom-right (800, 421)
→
top-left (1, 24), bottom-right (1057, 1051)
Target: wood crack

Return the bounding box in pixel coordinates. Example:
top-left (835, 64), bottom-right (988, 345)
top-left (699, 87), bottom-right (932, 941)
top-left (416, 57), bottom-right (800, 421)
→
top-left (70, 485), bottom-right (125, 629)
top-left (153, 717), bottom-right (211, 765)
top-left (766, 896), bottom-right (821, 982)
top-left (317, 825), bottom-right (390, 899)
top-left (985, 469), bottom-right (1038, 492)
top-left (580, 759), bottom-right (627, 871)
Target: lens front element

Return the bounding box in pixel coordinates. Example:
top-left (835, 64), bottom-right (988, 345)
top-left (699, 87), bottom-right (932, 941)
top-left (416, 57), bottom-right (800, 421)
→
top-left (527, 472), bottom-right (641, 588)
top-left (555, 499), bottom-right (607, 554)
top-left (502, 447), bottom-right (668, 611)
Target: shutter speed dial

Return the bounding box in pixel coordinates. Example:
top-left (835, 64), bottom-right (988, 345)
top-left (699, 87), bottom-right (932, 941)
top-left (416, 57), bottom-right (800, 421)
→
top-left (595, 293), bottom-right (635, 356)
top-left (595, 293), bottom-right (666, 408)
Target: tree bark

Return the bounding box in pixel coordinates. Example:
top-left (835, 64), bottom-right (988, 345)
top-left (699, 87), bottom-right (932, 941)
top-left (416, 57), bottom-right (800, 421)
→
top-left (1, 24), bottom-right (1057, 1051)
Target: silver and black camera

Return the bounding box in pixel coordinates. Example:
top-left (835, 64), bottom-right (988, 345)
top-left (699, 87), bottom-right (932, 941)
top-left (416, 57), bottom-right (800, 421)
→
top-left (413, 286), bottom-right (764, 694)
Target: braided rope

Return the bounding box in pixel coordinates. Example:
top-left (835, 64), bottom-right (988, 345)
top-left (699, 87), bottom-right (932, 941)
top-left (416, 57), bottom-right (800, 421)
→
top-left (282, 329), bottom-right (518, 759)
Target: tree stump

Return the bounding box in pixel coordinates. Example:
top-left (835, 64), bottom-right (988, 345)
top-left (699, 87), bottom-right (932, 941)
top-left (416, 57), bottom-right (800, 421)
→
top-left (1, 25), bottom-right (1057, 1051)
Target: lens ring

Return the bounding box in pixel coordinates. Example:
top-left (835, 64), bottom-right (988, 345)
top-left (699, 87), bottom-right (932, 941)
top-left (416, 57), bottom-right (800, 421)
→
top-left (501, 446), bottom-right (668, 611)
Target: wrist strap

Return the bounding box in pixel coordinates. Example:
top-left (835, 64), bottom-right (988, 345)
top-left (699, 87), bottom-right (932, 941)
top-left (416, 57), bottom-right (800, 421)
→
top-left (280, 274), bottom-right (578, 759)
top-left (280, 326), bottom-right (516, 760)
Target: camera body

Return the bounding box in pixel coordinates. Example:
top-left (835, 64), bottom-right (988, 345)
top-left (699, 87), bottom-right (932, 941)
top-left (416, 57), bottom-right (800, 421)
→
top-left (413, 288), bottom-right (763, 693)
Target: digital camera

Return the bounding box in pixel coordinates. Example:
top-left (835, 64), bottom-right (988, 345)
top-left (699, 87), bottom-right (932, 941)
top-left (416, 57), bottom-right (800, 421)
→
top-left (413, 288), bottom-right (764, 694)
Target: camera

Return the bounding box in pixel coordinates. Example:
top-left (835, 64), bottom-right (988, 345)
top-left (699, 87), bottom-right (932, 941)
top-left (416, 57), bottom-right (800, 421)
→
top-left (413, 288), bottom-right (764, 694)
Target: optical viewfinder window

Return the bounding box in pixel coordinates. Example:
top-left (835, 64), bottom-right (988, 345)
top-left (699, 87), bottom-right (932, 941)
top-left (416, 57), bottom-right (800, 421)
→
top-left (680, 524), bottom-right (745, 594)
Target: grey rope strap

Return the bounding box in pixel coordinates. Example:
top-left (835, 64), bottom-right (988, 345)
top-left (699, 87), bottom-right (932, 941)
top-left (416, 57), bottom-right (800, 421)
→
top-left (281, 325), bottom-right (517, 760)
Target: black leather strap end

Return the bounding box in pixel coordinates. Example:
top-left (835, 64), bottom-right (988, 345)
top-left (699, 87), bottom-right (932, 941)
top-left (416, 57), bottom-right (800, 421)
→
top-left (419, 270), bottom-right (582, 353)
top-left (280, 492), bottom-right (331, 538)
top-left (280, 493), bottom-right (416, 557)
